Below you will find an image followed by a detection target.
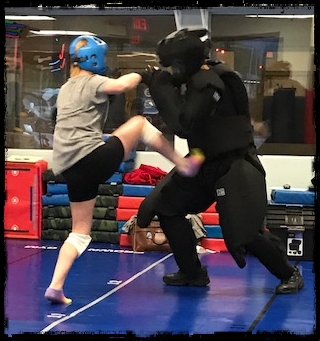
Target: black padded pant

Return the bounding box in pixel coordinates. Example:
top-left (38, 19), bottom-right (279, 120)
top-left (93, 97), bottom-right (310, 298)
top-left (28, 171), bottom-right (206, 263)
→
top-left (137, 152), bottom-right (295, 280)
top-left (246, 228), bottom-right (295, 279)
top-left (158, 215), bottom-right (202, 277)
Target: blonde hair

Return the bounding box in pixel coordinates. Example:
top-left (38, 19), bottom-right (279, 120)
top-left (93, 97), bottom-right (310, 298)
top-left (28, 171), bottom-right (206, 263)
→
top-left (70, 39), bottom-right (88, 78)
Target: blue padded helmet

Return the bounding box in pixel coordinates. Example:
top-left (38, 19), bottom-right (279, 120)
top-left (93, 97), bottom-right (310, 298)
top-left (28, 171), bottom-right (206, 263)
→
top-left (69, 35), bottom-right (108, 75)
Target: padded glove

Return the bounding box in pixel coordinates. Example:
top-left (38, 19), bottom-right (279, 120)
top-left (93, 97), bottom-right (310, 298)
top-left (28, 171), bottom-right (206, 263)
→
top-left (138, 65), bottom-right (159, 86)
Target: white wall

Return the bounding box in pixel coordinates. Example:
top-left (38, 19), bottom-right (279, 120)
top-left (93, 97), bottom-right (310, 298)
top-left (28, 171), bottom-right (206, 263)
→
top-left (259, 154), bottom-right (313, 196)
top-left (134, 153), bottom-right (314, 200)
top-left (6, 144), bottom-right (314, 200)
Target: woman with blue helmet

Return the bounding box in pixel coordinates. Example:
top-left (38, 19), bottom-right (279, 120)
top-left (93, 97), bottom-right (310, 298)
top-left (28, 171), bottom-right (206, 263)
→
top-left (44, 35), bottom-right (204, 304)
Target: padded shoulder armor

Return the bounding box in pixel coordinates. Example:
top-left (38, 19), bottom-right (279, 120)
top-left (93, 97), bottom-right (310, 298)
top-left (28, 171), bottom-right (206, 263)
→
top-left (209, 61), bottom-right (234, 76)
top-left (191, 69), bottom-right (225, 93)
top-left (210, 61), bottom-right (250, 117)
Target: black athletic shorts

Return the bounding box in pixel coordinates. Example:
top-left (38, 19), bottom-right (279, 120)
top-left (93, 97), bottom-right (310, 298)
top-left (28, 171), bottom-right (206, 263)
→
top-left (62, 136), bottom-right (124, 202)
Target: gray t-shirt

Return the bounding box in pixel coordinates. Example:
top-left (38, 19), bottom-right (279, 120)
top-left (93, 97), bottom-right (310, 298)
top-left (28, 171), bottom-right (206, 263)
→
top-left (52, 75), bottom-right (110, 175)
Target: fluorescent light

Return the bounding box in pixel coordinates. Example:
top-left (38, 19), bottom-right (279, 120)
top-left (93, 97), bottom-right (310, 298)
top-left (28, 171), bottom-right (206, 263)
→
top-left (5, 15), bottom-right (56, 21)
top-left (29, 30), bottom-right (96, 36)
top-left (117, 52), bottom-right (156, 57)
top-left (246, 15), bottom-right (313, 19)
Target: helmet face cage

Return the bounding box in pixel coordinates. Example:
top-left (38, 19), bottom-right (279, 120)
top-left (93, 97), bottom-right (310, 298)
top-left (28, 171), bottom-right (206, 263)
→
top-left (157, 28), bottom-right (212, 84)
top-left (69, 35), bottom-right (108, 75)
top-left (157, 28), bottom-right (212, 76)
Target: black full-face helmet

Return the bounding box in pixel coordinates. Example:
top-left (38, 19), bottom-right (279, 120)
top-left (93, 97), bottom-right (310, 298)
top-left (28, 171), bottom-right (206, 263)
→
top-left (157, 27), bottom-right (212, 82)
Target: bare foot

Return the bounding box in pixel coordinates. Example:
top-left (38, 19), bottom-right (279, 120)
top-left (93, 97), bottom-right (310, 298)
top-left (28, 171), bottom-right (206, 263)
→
top-left (177, 149), bottom-right (205, 177)
top-left (45, 287), bottom-right (72, 305)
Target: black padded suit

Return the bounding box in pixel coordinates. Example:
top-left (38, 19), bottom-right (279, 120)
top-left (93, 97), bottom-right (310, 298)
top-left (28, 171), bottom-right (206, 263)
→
top-left (137, 63), bottom-right (294, 280)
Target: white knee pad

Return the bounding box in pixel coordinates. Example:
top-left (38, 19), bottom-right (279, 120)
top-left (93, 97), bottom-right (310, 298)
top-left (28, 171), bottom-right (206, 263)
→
top-left (65, 232), bottom-right (92, 257)
top-left (140, 119), bottom-right (162, 145)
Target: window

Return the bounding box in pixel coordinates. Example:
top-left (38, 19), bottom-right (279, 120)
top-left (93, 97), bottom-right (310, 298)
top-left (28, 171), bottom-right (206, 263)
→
top-left (5, 9), bottom-right (176, 151)
top-left (5, 6), bottom-right (315, 156)
top-left (210, 9), bottom-right (315, 155)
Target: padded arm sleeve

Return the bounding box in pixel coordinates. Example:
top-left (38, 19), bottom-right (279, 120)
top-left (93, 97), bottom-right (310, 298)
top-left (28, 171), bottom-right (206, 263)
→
top-left (148, 70), bottom-right (224, 138)
top-left (148, 72), bottom-right (189, 137)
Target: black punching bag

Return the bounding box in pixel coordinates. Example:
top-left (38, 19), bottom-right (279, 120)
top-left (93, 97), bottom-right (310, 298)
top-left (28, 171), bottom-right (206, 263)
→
top-left (270, 87), bottom-right (295, 143)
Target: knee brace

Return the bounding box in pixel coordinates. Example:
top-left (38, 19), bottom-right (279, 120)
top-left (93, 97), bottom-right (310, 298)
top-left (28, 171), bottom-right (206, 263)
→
top-left (140, 118), bottom-right (162, 145)
top-left (65, 232), bottom-right (92, 257)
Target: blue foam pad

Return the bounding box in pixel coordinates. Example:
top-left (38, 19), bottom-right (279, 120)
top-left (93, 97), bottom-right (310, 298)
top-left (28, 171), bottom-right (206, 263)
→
top-left (204, 225), bottom-right (223, 238)
top-left (106, 172), bottom-right (123, 184)
top-left (47, 183), bottom-right (68, 195)
top-left (270, 189), bottom-right (315, 206)
top-left (46, 173), bottom-right (123, 193)
top-left (42, 194), bottom-right (70, 206)
top-left (117, 221), bottom-right (126, 233)
top-left (122, 184), bottom-right (155, 197)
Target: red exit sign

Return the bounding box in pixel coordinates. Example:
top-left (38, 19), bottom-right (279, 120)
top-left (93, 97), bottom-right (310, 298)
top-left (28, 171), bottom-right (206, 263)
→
top-left (132, 18), bottom-right (148, 31)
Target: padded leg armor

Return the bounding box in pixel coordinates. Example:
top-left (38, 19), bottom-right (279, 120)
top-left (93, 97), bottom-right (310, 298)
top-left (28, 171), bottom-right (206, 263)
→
top-left (246, 228), bottom-right (295, 279)
top-left (215, 154), bottom-right (268, 268)
top-left (137, 169), bottom-right (202, 277)
top-left (158, 214), bottom-right (202, 277)
top-left (136, 169), bottom-right (175, 228)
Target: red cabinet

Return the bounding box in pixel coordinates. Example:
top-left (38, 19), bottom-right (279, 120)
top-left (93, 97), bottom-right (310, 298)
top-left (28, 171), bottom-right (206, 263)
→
top-left (4, 158), bottom-right (47, 239)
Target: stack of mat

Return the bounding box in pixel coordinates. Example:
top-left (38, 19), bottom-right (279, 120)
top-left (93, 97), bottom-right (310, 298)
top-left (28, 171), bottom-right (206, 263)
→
top-left (117, 183), bottom-right (156, 247)
top-left (199, 203), bottom-right (227, 252)
top-left (41, 151), bottom-right (136, 243)
top-left (266, 187), bottom-right (315, 261)
top-left (117, 184), bottom-right (227, 252)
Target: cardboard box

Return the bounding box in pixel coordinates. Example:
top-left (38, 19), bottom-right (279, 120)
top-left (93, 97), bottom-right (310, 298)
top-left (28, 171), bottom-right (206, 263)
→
top-left (5, 132), bottom-right (36, 149)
